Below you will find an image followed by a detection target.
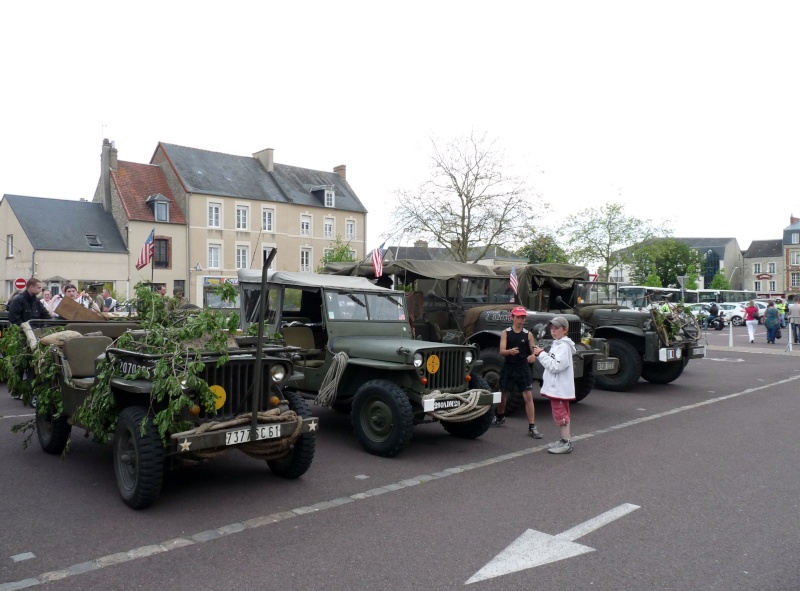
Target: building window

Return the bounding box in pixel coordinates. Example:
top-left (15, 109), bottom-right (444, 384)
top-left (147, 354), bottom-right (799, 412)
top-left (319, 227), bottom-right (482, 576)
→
top-left (323, 248), bottom-right (333, 259)
top-left (349, 249), bottom-right (357, 260)
top-left (301, 215), bottom-right (311, 236)
top-left (262, 208), bottom-right (275, 232)
top-left (324, 217), bottom-right (334, 238)
top-left (325, 190), bottom-right (335, 208)
top-left (753, 263), bottom-right (761, 274)
top-left (208, 244), bottom-right (221, 269)
top-left (5, 234), bottom-right (12, 258)
top-left (208, 203), bottom-right (221, 228)
top-left (793, 233), bottom-right (800, 244)
top-left (768, 262), bottom-right (776, 273)
top-left (155, 202), bottom-right (169, 222)
top-left (792, 272), bottom-right (800, 287)
top-left (236, 246), bottom-right (249, 269)
top-left (769, 281), bottom-right (776, 292)
top-left (154, 238), bottom-right (170, 269)
top-left (300, 248), bottom-right (311, 272)
top-left (754, 281), bottom-right (761, 292)
top-left (262, 247), bottom-right (276, 270)
top-left (236, 205), bottom-right (249, 230)
top-left (791, 251), bottom-right (800, 266)
top-left (345, 220), bottom-right (355, 240)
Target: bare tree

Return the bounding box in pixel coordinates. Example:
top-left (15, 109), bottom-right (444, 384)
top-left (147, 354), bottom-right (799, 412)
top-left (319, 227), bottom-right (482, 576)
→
top-left (392, 132), bottom-right (541, 262)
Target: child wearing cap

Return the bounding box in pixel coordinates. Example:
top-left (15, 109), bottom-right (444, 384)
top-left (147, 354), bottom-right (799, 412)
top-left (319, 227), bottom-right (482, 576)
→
top-left (533, 316), bottom-right (576, 454)
top-left (493, 306), bottom-right (542, 439)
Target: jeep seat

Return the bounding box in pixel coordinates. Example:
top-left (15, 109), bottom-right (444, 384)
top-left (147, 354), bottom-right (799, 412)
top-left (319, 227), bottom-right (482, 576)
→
top-left (61, 336), bottom-right (113, 389)
top-left (282, 326), bottom-right (325, 368)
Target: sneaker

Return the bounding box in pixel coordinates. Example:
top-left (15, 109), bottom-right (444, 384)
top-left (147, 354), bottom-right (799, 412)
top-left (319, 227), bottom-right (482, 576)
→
top-left (491, 416), bottom-right (506, 427)
top-left (547, 439), bottom-right (573, 454)
top-left (528, 425), bottom-right (542, 439)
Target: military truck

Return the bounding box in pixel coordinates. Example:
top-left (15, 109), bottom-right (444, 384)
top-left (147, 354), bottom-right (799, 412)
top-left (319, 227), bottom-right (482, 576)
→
top-left (500, 263), bottom-right (706, 392)
top-left (237, 269), bottom-right (498, 457)
top-left (323, 260), bottom-right (618, 409)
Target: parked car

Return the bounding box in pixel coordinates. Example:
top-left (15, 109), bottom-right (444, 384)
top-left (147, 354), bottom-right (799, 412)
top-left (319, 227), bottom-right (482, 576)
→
top-left (718, 303), bottom-right (746, 326)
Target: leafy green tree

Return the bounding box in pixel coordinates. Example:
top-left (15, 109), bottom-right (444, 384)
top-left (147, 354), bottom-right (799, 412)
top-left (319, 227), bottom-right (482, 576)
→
top-left (516, 233), bottom-right (569, 264)
top-left (628, 238), bottom-right (702, 287)
top-left (391, 132), bottom-right (542, 262)
top-left (709, 271), bottom-right (731, 289)
top-left (317, 235), bottom-right (357, 272)
top-left (685, 273), bottom-right (700, 290)
top-left (561, 203), bottom-right (668, 279)
top-left (643, 268), bottom-right (663, 287)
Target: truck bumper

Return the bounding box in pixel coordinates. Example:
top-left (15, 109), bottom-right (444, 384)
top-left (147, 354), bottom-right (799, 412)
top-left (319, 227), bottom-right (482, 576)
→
top-left (169, 417), bottom-right (319, 454)
top-left (422, 390), bottom-right (500, 413)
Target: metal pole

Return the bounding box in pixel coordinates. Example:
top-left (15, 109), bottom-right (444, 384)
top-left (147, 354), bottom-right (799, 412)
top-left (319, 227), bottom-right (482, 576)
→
top-left (251, 247), bottom-right (278, 440)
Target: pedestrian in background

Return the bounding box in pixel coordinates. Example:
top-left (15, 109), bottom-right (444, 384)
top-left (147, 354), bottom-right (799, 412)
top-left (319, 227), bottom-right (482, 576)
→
top-left (534, 316), bottom-right (576, 455)
top-left (775, 298), bottom-right (787, 328)
top-left (764, 301), bottom-right (781, 344)
top-left (744, 300), bottom-right (759, 343)
top-left (8, 278), bottom-right (52, 325)
top-left (788, 295), bottom-right (800, 345)
top-left (493, 306), bottom-right (542, 439)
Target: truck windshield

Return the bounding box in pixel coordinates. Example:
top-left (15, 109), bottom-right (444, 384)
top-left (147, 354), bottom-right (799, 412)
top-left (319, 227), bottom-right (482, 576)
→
top-left (325, 291), bottom-right (407, 321)
top-left (575, 282), bottom-right (619, 305)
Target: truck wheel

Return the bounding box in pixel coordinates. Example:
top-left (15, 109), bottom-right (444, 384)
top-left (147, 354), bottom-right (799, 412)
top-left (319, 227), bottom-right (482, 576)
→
top-left (441, 374), bottom-right (493, 439)
top-left (641, 361), bottom-right (685, 384)
top-left (113, 407), bottom-right (164, 510)
top-left (267, 390), bottom-right (316, 479)
top-left (574, 362), bottom-right (594, 402)
top-left (352, 379), bottom-right (414, 457)
top-left (36, 409), bottom-right (71, 455)
top-left (479, 347), bottom-right (524, 415)
top-left (595, 339), bottom-right (642, 392)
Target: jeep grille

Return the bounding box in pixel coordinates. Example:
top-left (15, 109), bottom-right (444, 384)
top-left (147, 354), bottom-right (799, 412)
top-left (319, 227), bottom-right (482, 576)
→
top-left (198, 358), bottom-right (279, 420)
top-left (568, 321), bottom-right (581, 343)
top-left (423, 349), bottom-right (467, 392)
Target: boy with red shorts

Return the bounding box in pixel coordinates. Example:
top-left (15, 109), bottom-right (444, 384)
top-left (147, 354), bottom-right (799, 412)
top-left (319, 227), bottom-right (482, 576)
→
top-left (533, 316), bottom-right (575, 454)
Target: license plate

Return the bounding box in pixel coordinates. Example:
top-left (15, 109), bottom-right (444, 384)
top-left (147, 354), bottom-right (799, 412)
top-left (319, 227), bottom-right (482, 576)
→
top-left (693, 346), bottom-right (706, 356)
top-left (596, 361), bottom-right (616, 371)
top-left (225, 424), bottom-right (282, 445)
top-left (433, 399), bottom-right (462, 411)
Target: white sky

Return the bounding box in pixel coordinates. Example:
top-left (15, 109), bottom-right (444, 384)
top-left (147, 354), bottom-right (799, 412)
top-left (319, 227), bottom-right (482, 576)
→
top-left (2, 1), bottom-right (799, 254)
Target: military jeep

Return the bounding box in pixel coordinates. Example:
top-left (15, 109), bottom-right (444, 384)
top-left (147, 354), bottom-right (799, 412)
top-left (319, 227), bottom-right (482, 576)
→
top-left (16, 318), bottom-right (318, 510)
top-left (237, 269), bottom-right (498, 457)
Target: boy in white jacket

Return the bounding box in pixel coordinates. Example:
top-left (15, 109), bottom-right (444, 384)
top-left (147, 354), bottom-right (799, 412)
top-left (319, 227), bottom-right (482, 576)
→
top-left (533, 316), bottom-right (576, 454)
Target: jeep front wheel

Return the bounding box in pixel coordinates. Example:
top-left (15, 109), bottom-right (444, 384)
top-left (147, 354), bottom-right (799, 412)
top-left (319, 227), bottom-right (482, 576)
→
top-left (441, 374), bottom-right (493, 439)
top-left (36, 409), bottom-right (71, 455)
top-left (478, 347), bottom-right (525, 415)
top-left (113, 407), bottom-right (164, 510)
top-left (352, 379), bottom-right (413, 457)
top-left (267, 390), bottom-right (316, 479)
top-left (641, 360), bottom-right (685, 384)
top-left (574, 362), bottom-right (594, 402)
top-left (595, 339), bottom-right (642, 392)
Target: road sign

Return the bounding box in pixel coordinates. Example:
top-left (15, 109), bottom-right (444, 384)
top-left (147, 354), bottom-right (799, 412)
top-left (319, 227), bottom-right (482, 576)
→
top-left (14, 277), bottom-right (26, 290)
top-left (467, 503), bottom-right (640, 584)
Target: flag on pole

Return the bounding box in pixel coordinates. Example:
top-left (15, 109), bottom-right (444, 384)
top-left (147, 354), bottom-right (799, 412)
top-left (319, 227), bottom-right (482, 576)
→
top-left (372, 241), bottom-right (386, 278)
top-left (136, 229), bottom-right (155, 270)
top-left (509, 264), bottom-right (519, 296)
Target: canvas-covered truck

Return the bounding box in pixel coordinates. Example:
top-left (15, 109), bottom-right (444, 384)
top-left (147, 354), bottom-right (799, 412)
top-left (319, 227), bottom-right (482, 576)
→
top-left (323, 260), bottom-right (618, 409)
top-left (499, 263), bottom-right (705, 392)
top-left (5, 286), bottom-right (318, 510)
top-left (237, 269), bottom-right (498, 457)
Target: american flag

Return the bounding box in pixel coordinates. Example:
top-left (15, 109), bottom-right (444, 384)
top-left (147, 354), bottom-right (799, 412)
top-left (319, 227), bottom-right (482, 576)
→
top-left (136, 229), bottom-right (155, 270)
top-left (372, 241), bottom-right (386, 278)
top-left (509, 264), bottom-right (519, 296)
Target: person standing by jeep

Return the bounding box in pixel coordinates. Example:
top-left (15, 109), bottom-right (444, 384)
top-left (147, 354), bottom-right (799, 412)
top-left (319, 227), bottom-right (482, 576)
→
top-left (8, 278), bottom-right (52, 325)
top-left (533, 316), bottom-right (576, 454)
top-left (492, 306), bottom-right (542, 439)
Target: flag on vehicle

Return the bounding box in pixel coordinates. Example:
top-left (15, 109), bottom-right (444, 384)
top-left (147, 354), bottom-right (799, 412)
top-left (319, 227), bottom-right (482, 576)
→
top-left (509, 264), bottom-right (519, 295)
top-left (136, 229), bottom-right (155, 270)
top-left (372, 241), bottom-right (386, 278)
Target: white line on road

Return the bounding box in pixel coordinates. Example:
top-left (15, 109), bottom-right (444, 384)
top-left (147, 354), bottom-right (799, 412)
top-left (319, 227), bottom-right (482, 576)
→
top-left (0, 413), bottom-right (35, 421)
top-left (3, 374), bottom-right (800, 591)
top-left (555, 503), bottom-right (640, 542)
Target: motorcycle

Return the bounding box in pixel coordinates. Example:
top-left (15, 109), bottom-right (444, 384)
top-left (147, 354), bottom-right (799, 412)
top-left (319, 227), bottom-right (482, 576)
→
top-left (705, 313), bottom-right (725, 331)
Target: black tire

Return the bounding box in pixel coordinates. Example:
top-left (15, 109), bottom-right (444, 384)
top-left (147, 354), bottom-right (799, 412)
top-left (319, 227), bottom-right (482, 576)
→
top-left (441, 374), bottom-right (493, 439)
top-left (574, 362), bottom-right (594, 402)
top-left (595, 339), bottom-right (642, 392)
top-left (640, 360), bottom-right (685, 384)
top-left (36, 409), bottom-right (71, 455)
top-left (479, 347), bottom-right (525, 415)
top-left (351, 379), bottom-right (413, 457)
top-left (731, 315), bottom-right (743, 327)
top-left (267, 390), bottom-right (316, 479)
top-left (113, 407), bottom-right (164, 510)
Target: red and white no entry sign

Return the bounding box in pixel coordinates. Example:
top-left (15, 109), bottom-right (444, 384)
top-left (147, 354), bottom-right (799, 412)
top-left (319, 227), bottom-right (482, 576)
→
top-left (14, 277), bottom-right (26, 290)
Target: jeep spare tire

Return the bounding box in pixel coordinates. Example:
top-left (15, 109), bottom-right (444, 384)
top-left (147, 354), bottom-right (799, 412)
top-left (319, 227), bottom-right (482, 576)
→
top-left (440, 373), bottom-right (494, 439)
top-left (352, 379), bottom-right (414, 457)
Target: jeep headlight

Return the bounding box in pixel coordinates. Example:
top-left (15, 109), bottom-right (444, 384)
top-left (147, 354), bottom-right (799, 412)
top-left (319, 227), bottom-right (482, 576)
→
top-left (413, 352), bottom-right (424, 368)
top-left (270, 363), bottom-right (287, 382)
top-left (464, 350), bottom-right (474, 365)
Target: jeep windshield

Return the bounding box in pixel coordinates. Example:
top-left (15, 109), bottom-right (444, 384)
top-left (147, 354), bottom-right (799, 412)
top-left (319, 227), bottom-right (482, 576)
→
top-left (325, 291), bottom-right (406, 322)
top-left (574, 281), bottom-right (620, 306)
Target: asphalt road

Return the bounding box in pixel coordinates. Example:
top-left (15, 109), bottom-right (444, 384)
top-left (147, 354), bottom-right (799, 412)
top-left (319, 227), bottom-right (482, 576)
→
top-left (2, 326), bottom-right (799, 591)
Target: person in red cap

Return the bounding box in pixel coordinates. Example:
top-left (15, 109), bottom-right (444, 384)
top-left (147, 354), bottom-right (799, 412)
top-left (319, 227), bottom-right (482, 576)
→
top-left (492, 305), bottom-right (542, 439)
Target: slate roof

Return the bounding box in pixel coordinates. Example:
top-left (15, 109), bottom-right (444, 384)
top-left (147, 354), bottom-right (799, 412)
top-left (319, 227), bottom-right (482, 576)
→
top-left (156, 143), bottom-right (368, 214)
top-left (112, 161), bottom-right (186, 224)
top-left (744, 239), bottom-right (782, 258)
top-left (3, 195), bottom-right (128, 253)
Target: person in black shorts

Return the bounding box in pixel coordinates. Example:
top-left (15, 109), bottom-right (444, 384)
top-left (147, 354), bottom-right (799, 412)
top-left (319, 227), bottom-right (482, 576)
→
top-left (492, 306), bottom-right (542, 438)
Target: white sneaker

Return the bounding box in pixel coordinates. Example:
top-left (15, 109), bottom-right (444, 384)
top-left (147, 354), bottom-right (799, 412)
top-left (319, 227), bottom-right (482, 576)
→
top-left (547, 439), bottom-right (573, 454)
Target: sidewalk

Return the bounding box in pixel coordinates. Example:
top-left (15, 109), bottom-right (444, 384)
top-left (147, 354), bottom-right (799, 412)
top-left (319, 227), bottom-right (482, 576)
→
top-left (699, 324), bottom-right (800, 356)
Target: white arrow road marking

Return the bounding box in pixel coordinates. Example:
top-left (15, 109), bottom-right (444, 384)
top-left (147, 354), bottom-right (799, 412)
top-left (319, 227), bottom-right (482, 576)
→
top-left (466, 503), bottom-right (640, 584)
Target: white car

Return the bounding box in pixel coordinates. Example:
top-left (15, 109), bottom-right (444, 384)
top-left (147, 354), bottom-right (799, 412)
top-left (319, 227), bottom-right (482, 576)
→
top-left (718, 303), bottom-right (747, 326)
top-left (735, 301), bottom-right (768, 325)
top-left (686, 303), bottom-right (727, 327)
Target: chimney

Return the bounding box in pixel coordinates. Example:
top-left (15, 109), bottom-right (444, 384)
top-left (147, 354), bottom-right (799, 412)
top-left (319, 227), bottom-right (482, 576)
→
top-left (253, 148), bottom-right (274, 172)
top-left (791, 214), bottom-right (800, 225)
top-left (414, 239), bottom-right (428, 248)
top-left (109, 142), bottom-right (118, 171)
top-left (334, 164), bottom-right (346, 179)
top-left (101, 138), bottom-right (112, 213)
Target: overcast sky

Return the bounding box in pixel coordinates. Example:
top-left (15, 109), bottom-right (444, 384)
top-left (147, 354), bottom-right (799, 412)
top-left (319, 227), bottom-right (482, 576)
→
top-left (3, 1), bottom-right (799, 258)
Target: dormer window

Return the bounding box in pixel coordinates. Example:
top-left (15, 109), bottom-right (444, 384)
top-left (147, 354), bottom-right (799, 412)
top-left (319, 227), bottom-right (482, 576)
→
top-left (325, 189), bottom-right (335, 208)
top-left (146, 193), bottom-right (170, 222)
top-left (85, 234), bottom-right (102, 247)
